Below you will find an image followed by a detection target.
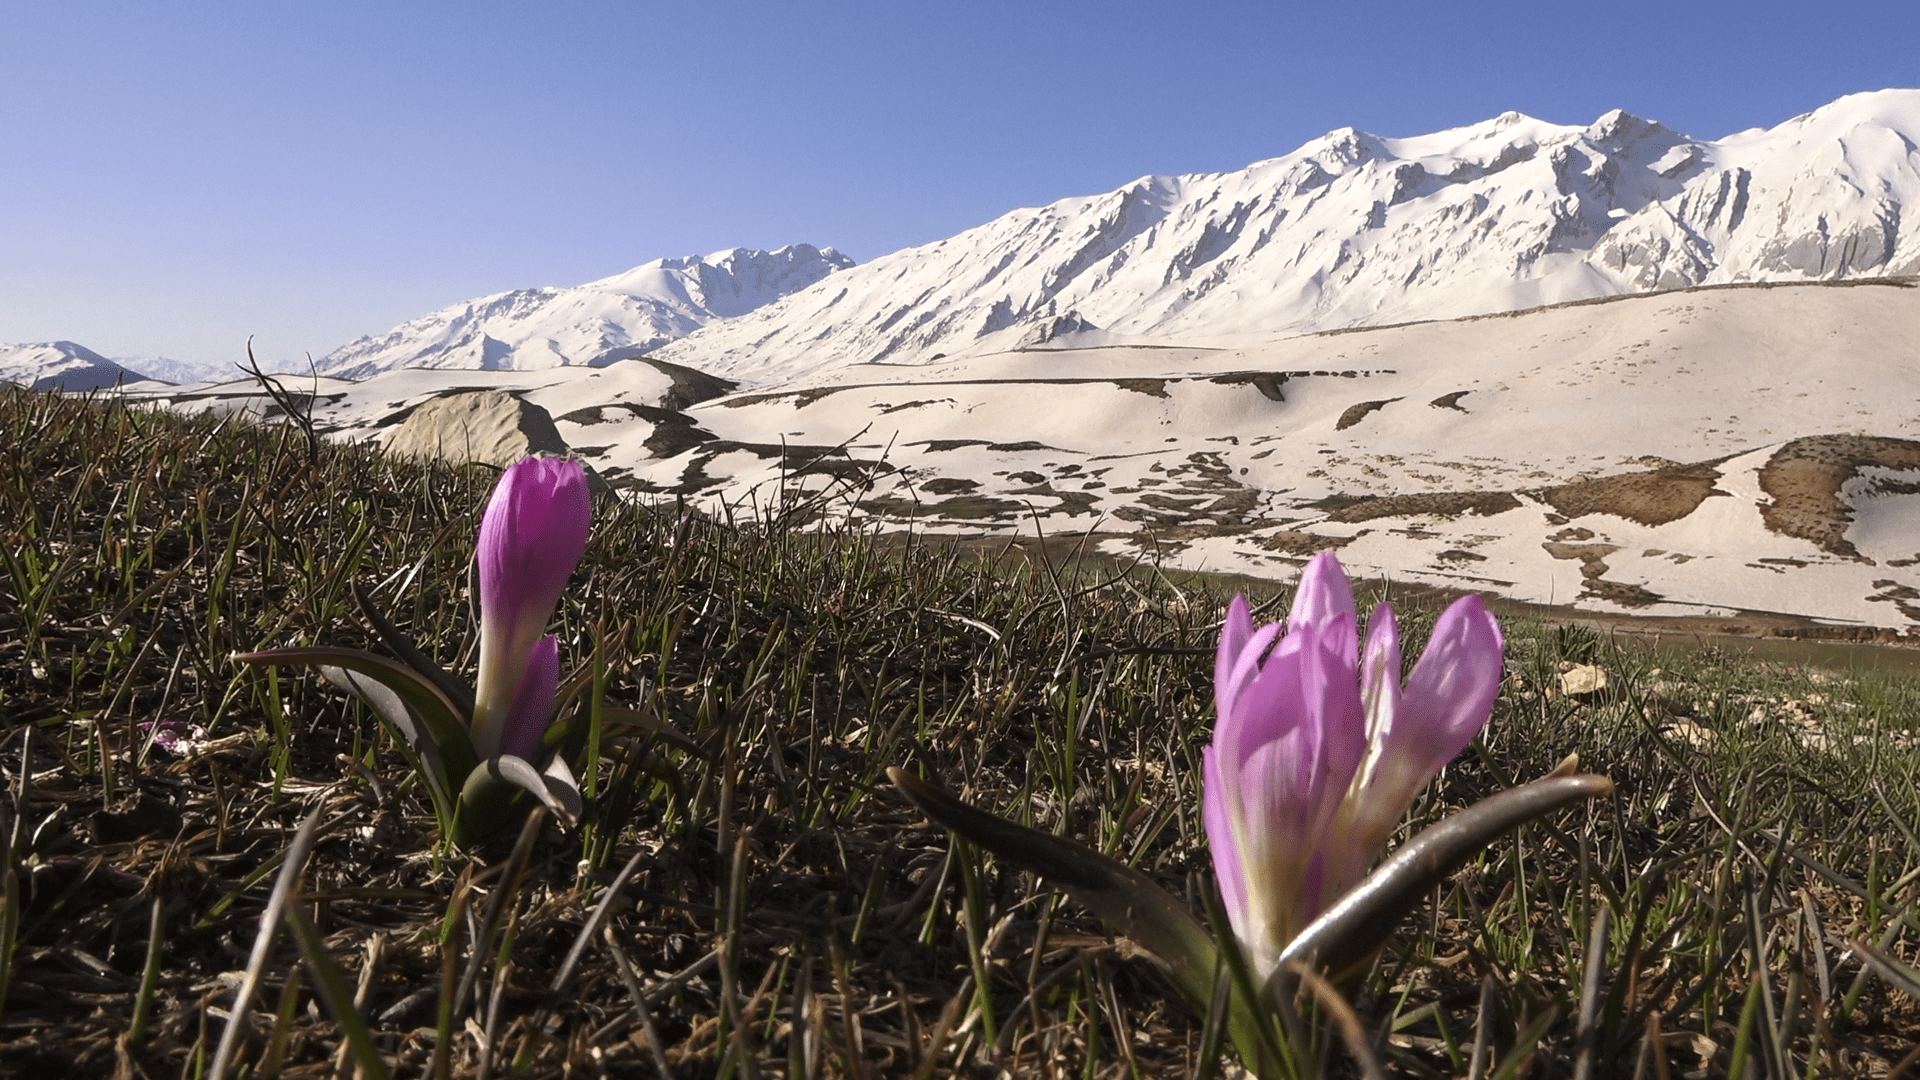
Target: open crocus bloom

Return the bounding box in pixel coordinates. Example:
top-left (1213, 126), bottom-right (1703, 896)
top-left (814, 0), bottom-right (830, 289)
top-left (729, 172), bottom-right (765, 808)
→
top-left (1203, 551), bottom-right (1504, 978)
top-left (470, 457), bottom-right (590, 761)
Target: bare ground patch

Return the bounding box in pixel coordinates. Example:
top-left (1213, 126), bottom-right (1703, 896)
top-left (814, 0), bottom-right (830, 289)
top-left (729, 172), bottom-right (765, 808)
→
top-left (1758, 435), bottom-right (1920, 559)
top-left (1253, 529), bottom-right (1357, 557)
top-left (1542, 541), bottom-right (1664, 609)
top-left (1532, 460), bottom-right (1729, 527)
top-left (1334, 397), bottom-right (1403, 431)
top-left (858, 492), bottom-right (1029, 520)
top-left (1314, 491), bottom-right (1523, 523)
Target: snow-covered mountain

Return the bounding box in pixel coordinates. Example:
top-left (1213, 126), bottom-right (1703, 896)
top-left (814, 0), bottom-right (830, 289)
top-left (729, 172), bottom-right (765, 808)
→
top-left (113, 354), bottom-right (242, 385)
top-left (316, 244), bottom-right (853, 379)
top-left (0, 342), bottom-right (154, 391)
top-left (656, 89), bottom-right (1920, 384)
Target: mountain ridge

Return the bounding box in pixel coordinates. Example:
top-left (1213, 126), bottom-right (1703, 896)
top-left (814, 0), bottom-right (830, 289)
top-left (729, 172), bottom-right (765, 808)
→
top-left (649, 88), bottom-right (1920, 384)
top-left (11, 90), bottom-right (1920, 393)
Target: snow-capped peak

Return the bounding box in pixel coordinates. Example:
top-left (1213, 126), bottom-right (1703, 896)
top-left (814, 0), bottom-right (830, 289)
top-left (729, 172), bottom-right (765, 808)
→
top-left (315, 243), bottom-right (853, 379)
top-left (0, 341), bottom-right (154, 391)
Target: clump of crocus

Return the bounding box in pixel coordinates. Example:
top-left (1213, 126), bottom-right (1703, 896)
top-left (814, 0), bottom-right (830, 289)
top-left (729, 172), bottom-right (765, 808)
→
top-left (1204, 551), bottom-right (1503, 978)
top-left (235, 455), bottom-right (591, 845)
top-left (890, 551), bottom-right (1608, 1075)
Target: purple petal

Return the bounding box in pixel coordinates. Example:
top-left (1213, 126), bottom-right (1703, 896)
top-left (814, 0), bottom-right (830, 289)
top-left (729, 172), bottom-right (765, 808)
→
top-left (479, 457), bottom-right (591, 631)
top-left (1201, 746), bottom-right (1249, 935)
top-left (1288, 613), bottom-right (1366, 829)
top-left (1223, 617), bottom-right (1368, 933)
top-left (1360, 603), bottom-right (1403, 747)
top-left (1237, 719), bottom-right (1323, 836)
top-left (141, 720), bottom-right (209, 756)
top-left (1288, 552), bottom-right (1356, 631)
top-left (1216, 620), bottom-right (1283, 747)
top-left (1214, 594), bottom-right (1256, 712)
top-left (499, 635), bottom-right (560, 762)
top-left (1219, 625), bottom-right (1304, 771)
top-left (1205, 572), bottom-right (1386, 966)
top-left (1347, 594), bottom-right (1504, 855)
top-left (1397, 595), bottom-right (1503, 771)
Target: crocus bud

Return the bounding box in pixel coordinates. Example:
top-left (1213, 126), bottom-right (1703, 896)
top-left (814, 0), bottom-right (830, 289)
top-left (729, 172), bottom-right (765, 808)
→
top-left (1203, 552), bottom-right (1503, 978)
top-left (470, 457), bottom-right (590, 760)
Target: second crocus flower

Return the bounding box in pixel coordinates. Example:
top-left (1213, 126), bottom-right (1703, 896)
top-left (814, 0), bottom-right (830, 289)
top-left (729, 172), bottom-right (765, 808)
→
top-left (470, 456), bottom-right (590, 761)
top-left (1203, 551), bottom-right (1504, 978)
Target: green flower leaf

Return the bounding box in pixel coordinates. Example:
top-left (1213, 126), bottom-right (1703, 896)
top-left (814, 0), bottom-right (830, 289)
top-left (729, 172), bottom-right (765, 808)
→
top-left (888, 767), bottom-right (1218, 1010)
top-left (455, 754), bottom-right (581, 848)
top-left (1275, 771), bottom-right (1616, 986)
top-left (233, 647), bottom-right (477, 793)
top-left (351, 581), bottom-right (475, 719)
top-left (318, 664), bottom-right (453, 824)
top-left (597, 704), bottom-right (707, 759)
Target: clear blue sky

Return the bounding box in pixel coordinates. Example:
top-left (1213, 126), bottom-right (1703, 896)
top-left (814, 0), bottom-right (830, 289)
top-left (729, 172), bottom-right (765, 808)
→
top-left (3, 1), bottom-right (1917, 366)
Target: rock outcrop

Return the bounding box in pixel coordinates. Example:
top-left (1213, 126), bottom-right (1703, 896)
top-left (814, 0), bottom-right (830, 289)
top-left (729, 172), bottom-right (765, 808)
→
top-left (382, 390), bottom-right (574, 471)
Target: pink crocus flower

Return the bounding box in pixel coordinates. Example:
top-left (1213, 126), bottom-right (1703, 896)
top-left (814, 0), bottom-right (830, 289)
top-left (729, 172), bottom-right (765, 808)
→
top-left (1203, 551), bottom-right (1504, 978)
top-left (470, 457), bottom-right (590, 761)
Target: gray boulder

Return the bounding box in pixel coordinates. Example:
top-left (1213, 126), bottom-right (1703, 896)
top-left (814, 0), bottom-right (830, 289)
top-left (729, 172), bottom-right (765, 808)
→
top-left (382, 391), bottom-right (604, 492)
top-left (383, 390), bottom-right (569, 466)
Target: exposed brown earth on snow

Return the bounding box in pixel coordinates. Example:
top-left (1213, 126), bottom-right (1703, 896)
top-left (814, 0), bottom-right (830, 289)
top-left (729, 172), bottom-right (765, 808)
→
top-left (1533, 460), bottom-right (1729, 527)
top-left (1757, 435), bottom-right (1920, 559)
top-left (1315, 490), bottom-right (1524, 523)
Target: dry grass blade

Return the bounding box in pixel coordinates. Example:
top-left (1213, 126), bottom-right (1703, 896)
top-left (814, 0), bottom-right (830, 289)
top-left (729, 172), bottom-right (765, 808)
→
top-left (206, 803), bottom-right (324, 1080)
top-left (1467, 974), bottom-right (1496, 1080)
top-left (1288, 962), bottom-right (1388, 1080)
top-left (455, 807), bottom-right (547, 1021)
top-left (598, 926), bottom-right (671, 1080)
top-left (125, 896), bottom-right (166, 1048)
top-left (1852, 937), bottom-right (1920, 1000)
top-left (1489, 1006), bottom-right (1560, 1080)
top-left (1190, 956), bottom-right (1235, 1080)
top-left (1574, 904), bottom-right (1611, 1080)
top-left (0, 727), bottom-right (30, 1018)
top-left (434, 877), bottom-right (472, 1080)
top-left (283, 902), bottom-right (392, 1080)
top-left (550, 845), bottom-right (648, 998)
